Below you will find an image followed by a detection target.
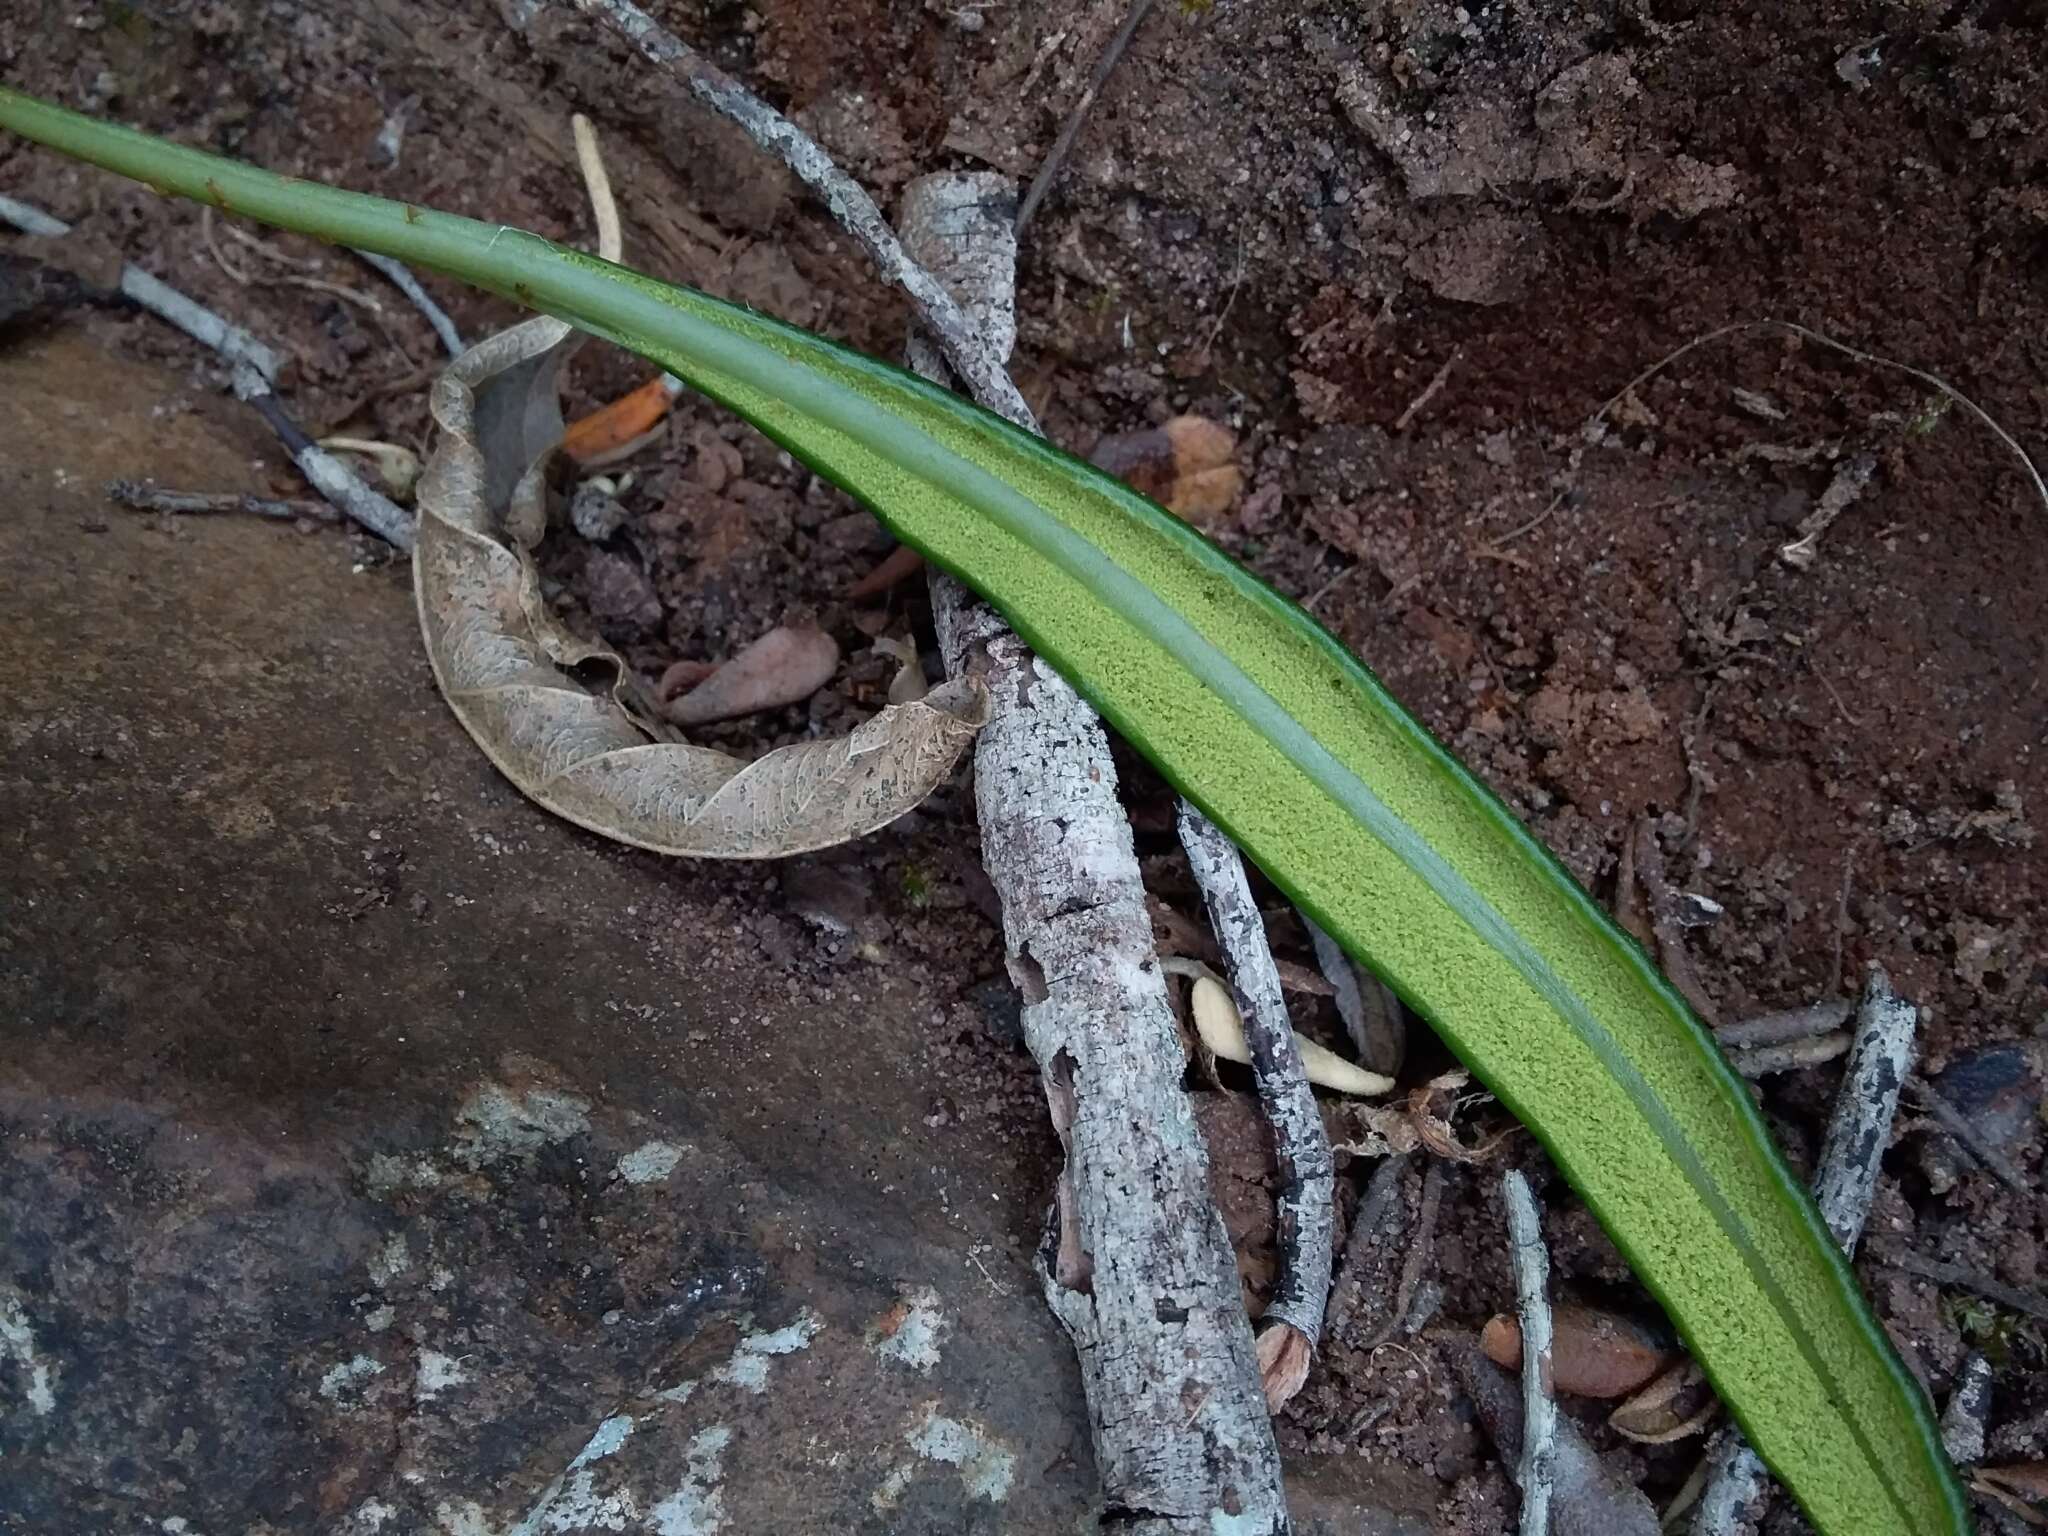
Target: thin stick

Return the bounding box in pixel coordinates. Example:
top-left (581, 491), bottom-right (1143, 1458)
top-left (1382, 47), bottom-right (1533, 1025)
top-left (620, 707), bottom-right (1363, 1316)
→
top-left (1, 191), bottom-right (413, 549)
top-left (571, 114), bottom-right (622, 261)
top-left (1713, 998), bottom-right (1856, 1051)
top-left (1013, 0), bottom-right (1158, 238)
top-left (352, 250), bottom-right (465, 357)
top-left (1873, 1250), bottom-right (2048, 1326)
top-left (1501, 1170), bottom-right (1556, 1536)
top-left (1632, 820), bottom-right (1721, 1027)
top-left (1691, 966), bottom-right (1918, 1535)
top-left (1367, 1158), bottom-right (1444, 1350)
top-left (1591, 319), bottom-right (2047, 515)
top-left (1909, 1076), bottom-right (2030, 1194)
top-left (1780, 450), bottom-right (1878, 568)
top-left (1304, 912), bottom-right (1405, 1075)
top-left (243, 394), bottom-right (416, 549)
top-left (568, 0), bottom-right (1036, 430)
top-left (107, 480), bottom-right (338, 523)
top-left (1326, 1152), bottom-right (1410, 1338)
top-left (0, 192), bottom-right (281, 384)
top-left (1180, 804), bottom-right (1336, 1371)
top-left (1393, 349), bottom-right (1461, 433)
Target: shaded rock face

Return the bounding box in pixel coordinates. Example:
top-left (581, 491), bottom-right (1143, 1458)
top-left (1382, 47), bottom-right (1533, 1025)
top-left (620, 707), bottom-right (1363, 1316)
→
top-left (0, 331), bottom-right (1100, 1536)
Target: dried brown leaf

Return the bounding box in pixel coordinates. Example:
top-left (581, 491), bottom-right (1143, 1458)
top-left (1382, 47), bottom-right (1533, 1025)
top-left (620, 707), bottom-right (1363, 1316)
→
top-left (415, 316), bottom-right (986, 858)
top-left (666, 625), bottom-right (840, 725)
top-left (1479, 1305), bottom-right (1676, 1399)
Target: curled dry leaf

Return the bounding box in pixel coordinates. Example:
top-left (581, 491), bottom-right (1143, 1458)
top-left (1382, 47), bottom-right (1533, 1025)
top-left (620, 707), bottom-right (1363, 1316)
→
top-left (873, 635), bottom-right (930, 704)
top-left (1480, 1305), bottom-right (1676, 1399)
top-left (1608, 1357), bottom-right (1720, 1443)
top-left (1409, 1068), bottom-right (1507, 1163)
top-left (414, 315), bottom-right (988, 858)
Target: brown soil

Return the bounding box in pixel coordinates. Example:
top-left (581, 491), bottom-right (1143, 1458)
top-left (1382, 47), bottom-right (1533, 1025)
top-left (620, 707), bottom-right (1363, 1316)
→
top-left (3, 1), bottom-right (2044, 1531)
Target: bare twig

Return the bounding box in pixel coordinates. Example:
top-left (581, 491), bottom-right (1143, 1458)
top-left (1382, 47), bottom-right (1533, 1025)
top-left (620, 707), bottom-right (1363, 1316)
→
top-left (1502, 1170), bottom-right (1557, 1536)
top-left (1713, 998), bottom-right (1856, 1051)
top-left (1, 191), bottom-right (412, 549)
top-left (1014, 0), bottom-right (1158, 238)
top-left (1, 193), bottom-right (280, 383)
top-left (1722, 1032), bottom-right (1851, 1078)
top-left (902, 172), bottom-right (1286, 1530)
top-left (1872, 1250), bottom-right (2048, 1326)
top-left (1779, 450), bottom-right (1878, 568)
top-left (1393, 349), bottom-right (1461, 433)
top-left (1631, 820), bottom-right (1721, 1027)
top-left (352, 249), bottom-right (465, 357)
top-left (567, 0), bottom-right (1036, 429)
top-left (1180, 804), bottom-right (1336, 1394)
top-left (570, 113), bottom-right (622, 258)
top-left (1327, 1152), bottom-right (1410, 1338)
top-left (1691, 966), bottom-right (1918, 1535)
top-left (107, 480), bottom-right (338, 523)
top-left (1367, 1158), bottom-right (1445, 1350)
top-left (1588, 319), bottom-right (2047, 515)
top-left (1910, 1076), bottom-right (2030, 1194)
top-left (1453, 1343), bottom-right (1659, 1536)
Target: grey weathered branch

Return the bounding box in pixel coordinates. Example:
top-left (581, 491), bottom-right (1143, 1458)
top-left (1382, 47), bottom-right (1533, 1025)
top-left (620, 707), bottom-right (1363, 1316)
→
top-left (352, 248), bottom-right (465, 357)
top-left (1180, 803), bottom-right (1334, 1403)
top-left (1691, 967), bottom-right (1918, 1536)
top-left (1502, 1170), bottom-right (1557, 1536)
top-left (565, 0), bottom-right (1035, 430)
top-left (901, 170), bottom-right (1287, 1534)
top-left (0, 192), bottom-right (414, 550)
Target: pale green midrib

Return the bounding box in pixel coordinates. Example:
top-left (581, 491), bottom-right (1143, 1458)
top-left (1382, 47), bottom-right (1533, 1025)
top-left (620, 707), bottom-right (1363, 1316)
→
top-left (0, 90), bottom-right (1947, 1531)
top-left (621, 305), bottom-right (1917, 1529)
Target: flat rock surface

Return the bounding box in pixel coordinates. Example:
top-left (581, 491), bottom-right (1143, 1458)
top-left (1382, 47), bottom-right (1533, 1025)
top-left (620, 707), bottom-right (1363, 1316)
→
top-left (0, 331), bottom-right (1101, 1535)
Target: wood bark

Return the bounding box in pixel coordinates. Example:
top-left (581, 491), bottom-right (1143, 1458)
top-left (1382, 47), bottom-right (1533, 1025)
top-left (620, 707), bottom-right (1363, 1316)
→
top-left (901, 171), bottom-right (1289, 1534)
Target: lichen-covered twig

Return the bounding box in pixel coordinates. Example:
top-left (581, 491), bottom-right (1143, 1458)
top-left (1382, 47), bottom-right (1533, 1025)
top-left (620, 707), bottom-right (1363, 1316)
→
top-left (1691, 967), bottom-right (1917, 1536)
top-left (1180, 803), bottom-right (1335, 1406)
top-left (1, 191), bottom-right (412, 549)
top-left (1938, 1352), bottom-right (1991, 1467)
top-left (902, 169), bottom-right (1287, 1534)
top-left (565, 0), bottom-right (1035, 430)
top-left (558, 15), bottom-right (1294, 1509)
top-left (1502, 1169), bottom-right (1557, 1536)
